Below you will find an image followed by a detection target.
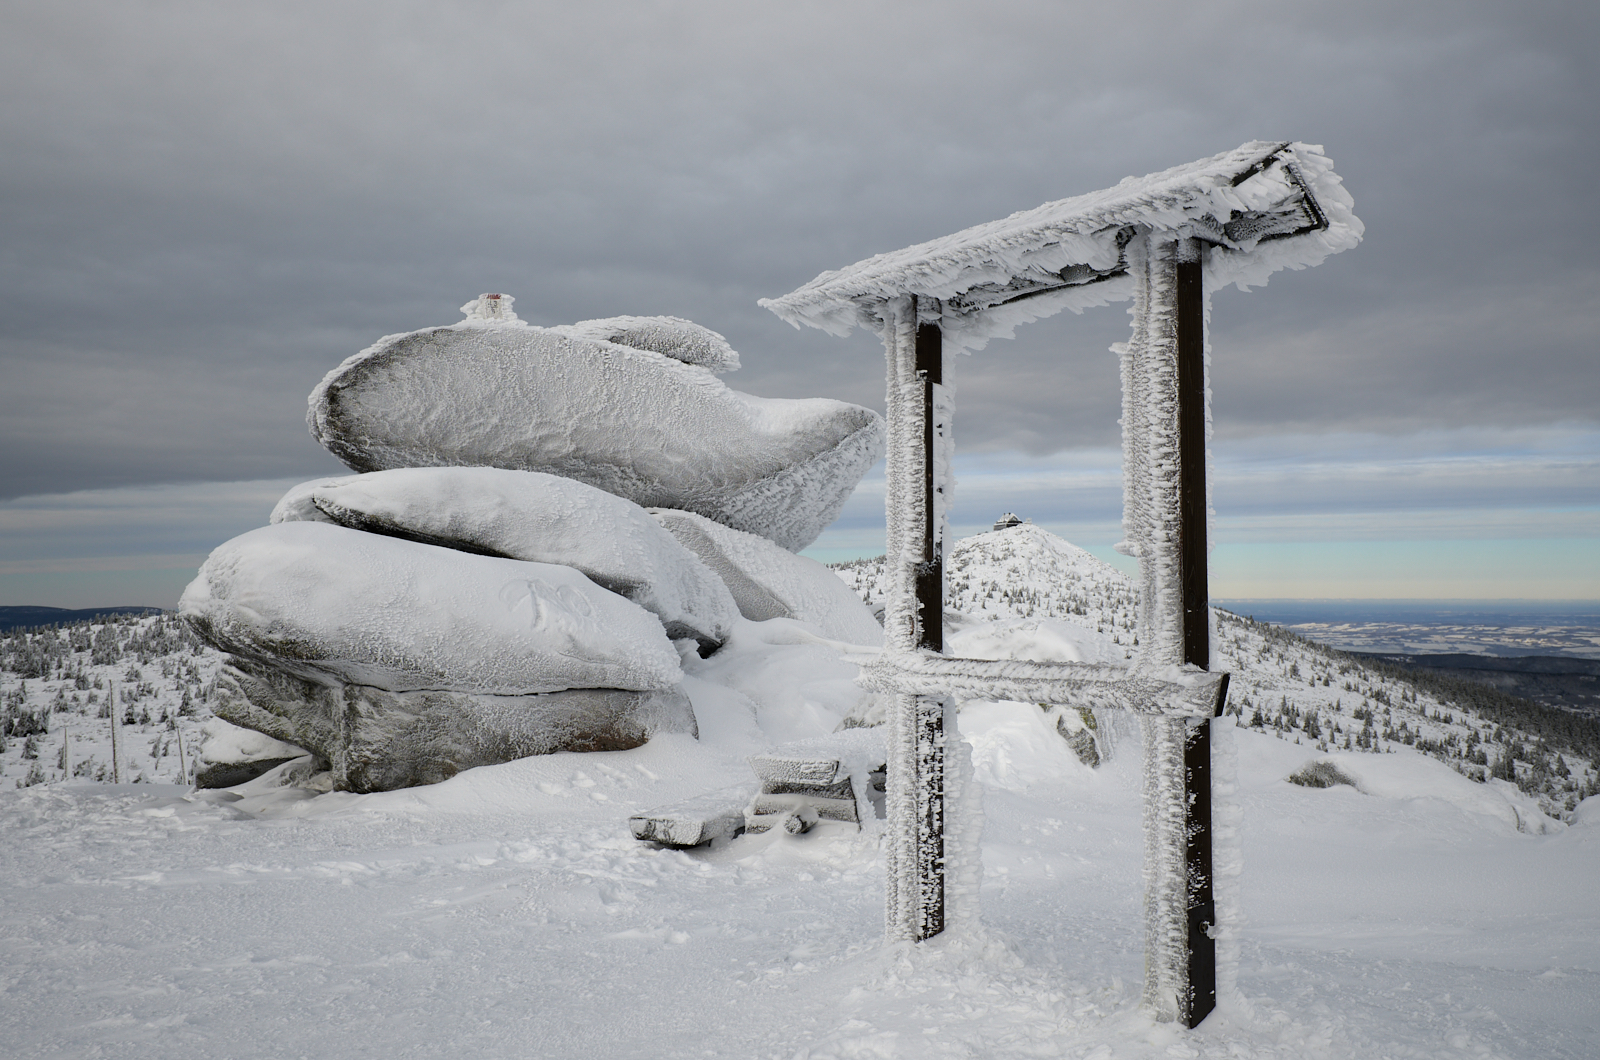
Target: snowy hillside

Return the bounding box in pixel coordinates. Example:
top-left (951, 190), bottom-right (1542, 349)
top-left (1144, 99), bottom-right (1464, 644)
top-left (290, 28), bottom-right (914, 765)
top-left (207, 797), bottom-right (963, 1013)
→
top-left (836, 524), bottom-right (1139, 648)
top-left (1, 613), bottom-right (219, 789)
top-left (4, 539), bottom-right (1600, 1057)
top-left (834, 525), bottom-right (1600, 822)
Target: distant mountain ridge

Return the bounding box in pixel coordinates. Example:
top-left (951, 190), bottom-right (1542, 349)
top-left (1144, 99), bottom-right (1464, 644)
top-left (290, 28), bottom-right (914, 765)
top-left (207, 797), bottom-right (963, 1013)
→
top-left (0, 606), bottom-right (166, 633)
top-left (1353, 652), bottom-right (1600, 718)
top-left (832, 523), bottom-right (1600, 820)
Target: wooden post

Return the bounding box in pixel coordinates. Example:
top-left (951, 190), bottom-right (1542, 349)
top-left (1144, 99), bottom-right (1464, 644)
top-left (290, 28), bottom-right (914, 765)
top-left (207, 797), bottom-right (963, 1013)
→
top-left (109, 680), bottom-right (121, 784)
top-left (1174, 239), bottom-right (1218, 1028)
top-left (1128, 236), bottom-right (1223, 1026)
top-left (882, 295), bottom-right (949, 942)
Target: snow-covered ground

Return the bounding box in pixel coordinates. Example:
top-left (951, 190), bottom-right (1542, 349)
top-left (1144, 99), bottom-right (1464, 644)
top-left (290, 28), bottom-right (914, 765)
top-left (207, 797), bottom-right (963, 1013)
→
top-left (2, 529), bottom-right (1597, 1058)
top-left (2, 710), bottom-right (1594, 1058)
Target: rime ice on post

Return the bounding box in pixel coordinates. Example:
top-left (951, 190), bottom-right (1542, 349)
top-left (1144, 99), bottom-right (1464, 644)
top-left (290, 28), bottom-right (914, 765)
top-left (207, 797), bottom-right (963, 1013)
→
top-left (763, 141), bottom-right (1360, 1025)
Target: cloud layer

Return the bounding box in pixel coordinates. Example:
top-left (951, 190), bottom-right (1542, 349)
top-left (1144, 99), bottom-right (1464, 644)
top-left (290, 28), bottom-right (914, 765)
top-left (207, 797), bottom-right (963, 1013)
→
top-left (1, 2), bottom-right (1595, 603)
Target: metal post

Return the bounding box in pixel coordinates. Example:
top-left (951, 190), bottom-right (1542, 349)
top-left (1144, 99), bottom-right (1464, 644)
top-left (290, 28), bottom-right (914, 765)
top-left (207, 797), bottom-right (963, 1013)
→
top-left (882, 295), bottom-right (948, 942)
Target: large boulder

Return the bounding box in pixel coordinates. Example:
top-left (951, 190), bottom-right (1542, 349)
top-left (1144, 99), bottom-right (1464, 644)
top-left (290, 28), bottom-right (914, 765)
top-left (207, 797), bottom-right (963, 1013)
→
top-left (306, 295), bottom-right (883, 552)
top-left (650, 509), bottom-right (884, 646)
top-left (211, 657), bottom-right (695, 793)
top-left (179, 521), bottom-right (683, 695)
top-left (279, 467), bottom-right (739, 652)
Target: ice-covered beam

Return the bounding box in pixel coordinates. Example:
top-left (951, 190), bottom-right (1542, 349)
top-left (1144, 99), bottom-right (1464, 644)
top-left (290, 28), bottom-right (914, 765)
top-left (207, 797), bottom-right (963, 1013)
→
top-left (760, 141), bottom-right (1360, 352)
top-left (858, 652), bottom-right (1228, 718)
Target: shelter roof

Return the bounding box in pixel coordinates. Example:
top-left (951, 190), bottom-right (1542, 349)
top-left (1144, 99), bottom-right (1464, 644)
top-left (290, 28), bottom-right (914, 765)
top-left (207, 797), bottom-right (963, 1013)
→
top-left (761, 141), bottom-right (1361, 350)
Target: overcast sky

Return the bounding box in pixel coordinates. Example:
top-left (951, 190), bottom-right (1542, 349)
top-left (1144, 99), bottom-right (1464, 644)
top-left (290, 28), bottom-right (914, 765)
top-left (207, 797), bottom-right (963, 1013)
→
top-left (2, 0), bottom-right (1596, 607)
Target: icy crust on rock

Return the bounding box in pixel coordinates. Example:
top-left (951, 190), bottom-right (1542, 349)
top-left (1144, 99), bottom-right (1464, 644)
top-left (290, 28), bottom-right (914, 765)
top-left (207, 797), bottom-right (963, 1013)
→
top-left (179, 522), bottom-right (682, 696)
top-left (269, 475), bottom-right (360, 524)
top-left (762, 141), bottom-right (1360, 351)
top-left (459, 292), bottom-right (526, 326)
top-left (197, 716), bottom-right (306, 766)
top-left (650, 509), bottom-right (884, 647)
top-left (301, 467), bottom-right (738, 651)
top-left (213, 657), bottom-right (695, 793)
top-left (306, 317), bottom-right (883, 551)
top-left (556, 315), bottom-right (740, 373)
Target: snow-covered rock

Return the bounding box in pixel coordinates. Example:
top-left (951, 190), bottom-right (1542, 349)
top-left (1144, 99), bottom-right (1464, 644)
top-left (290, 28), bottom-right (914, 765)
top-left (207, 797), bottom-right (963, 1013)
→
top-left (213, 656), bottom-right (694, 793)
top-left (179, 522), bottom-right (683, 696)
top-left (651, 509), bottom-right (884, 646)
top-left (192, 716), bottom-right (310, 788)
top-left (556, 315), bottom-right (740, 373)
top-left (299, 467), bottom-right (739, 652)
top-left (306, 306), bottom-right (883, 551)
top-left (269, 474), bottom-right (360, 524)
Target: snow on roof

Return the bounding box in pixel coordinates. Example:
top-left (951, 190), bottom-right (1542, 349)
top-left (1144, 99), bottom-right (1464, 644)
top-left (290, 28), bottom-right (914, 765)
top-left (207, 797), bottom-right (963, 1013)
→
top-left (761, 141), bottom-right (1361, 351)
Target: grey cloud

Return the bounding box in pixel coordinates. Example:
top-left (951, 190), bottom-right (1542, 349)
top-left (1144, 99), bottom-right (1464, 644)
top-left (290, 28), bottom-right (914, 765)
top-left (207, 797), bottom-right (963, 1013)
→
top-left (2, 0), bottom-right (1596, 499)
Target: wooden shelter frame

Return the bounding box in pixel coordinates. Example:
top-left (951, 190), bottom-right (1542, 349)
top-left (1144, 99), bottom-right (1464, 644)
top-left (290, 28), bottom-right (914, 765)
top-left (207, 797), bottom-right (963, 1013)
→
top-left (763, 142), bottom-right (1357, 1028)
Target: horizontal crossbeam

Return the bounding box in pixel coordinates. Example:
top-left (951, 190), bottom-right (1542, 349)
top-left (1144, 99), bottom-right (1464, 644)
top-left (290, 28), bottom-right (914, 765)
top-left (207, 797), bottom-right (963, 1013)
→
top-left (858, 651), bottom-right (1229, 718)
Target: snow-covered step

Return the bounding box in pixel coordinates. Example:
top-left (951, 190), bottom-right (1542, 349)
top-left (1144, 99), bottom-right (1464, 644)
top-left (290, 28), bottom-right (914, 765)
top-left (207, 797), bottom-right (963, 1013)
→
top-left (628, 785), bottom-right (752, 848)
top-left (745, 731), bottom-right (888, 834)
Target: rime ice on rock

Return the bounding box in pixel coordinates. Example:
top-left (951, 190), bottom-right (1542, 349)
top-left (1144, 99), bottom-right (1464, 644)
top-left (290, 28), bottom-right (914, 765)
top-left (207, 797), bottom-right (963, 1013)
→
top-left (269, 475), bottom-right (361, 525)
top-left (210, 656), bottom-right (694, 793)
top-left (764, 140), bottom-right (1360, 1025)
top-left (180, 522), bottom-right (683, 696)
top-left (300, 467), bottom-right (740, 652)
top-left (180, 522), bottom-right (698, 792)
top-left (557, 315), bottom-right (741, 373)
top-left (650, 508), bottom-right (884, 646)
top-left (307, 301), bottom-right (883, 552)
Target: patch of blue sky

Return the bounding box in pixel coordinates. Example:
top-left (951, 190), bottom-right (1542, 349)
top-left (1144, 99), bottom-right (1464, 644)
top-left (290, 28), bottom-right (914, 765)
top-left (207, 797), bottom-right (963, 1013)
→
top-left (2, 425), bottom-right (1595, 606)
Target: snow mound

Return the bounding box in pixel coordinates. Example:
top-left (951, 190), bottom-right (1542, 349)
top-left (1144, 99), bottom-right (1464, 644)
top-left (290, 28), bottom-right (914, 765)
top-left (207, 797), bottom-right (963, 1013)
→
top-left (686, 619), bottom-right (878, 742)
top-left (179, 522), bottom-right (682, 695)
top-left (652, 509), bottom-right (884, 646)
top-left (557, 315), bottom-right (740, 373)
top-left (305, 467), bottom-right (739, 651)
top-left (1292, 751), bottom-right (1564, 835)
top-left (306, 308), bottom-right (883, 551)
top-left (946, 614), bottom-right (1123, 666)
top-left (961, 699), bottom-right (1090, 790)
top-left (1571, 794), bottom-right (1600, 828)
